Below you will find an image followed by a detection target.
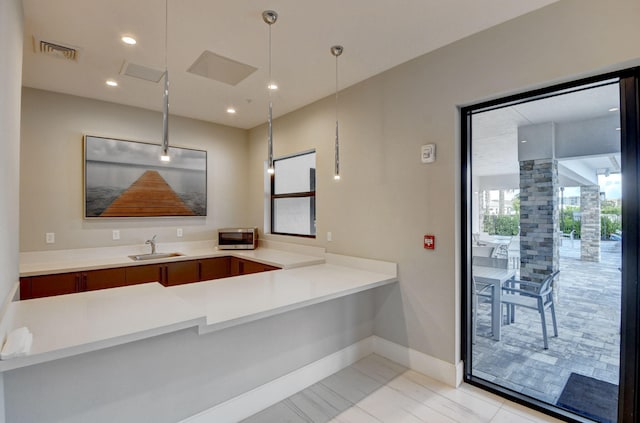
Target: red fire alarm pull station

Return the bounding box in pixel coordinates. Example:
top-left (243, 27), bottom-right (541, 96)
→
top-left (424, 235), bottom-right (435, 250)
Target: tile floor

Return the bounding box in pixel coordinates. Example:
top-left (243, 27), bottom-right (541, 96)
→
top-left (242, 354), bottom-right (563, 423)
top-left (473, 239), bottom-right (621, 405)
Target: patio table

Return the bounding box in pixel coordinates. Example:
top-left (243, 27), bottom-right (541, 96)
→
top-left (473, 265), bottom-right (516, 341)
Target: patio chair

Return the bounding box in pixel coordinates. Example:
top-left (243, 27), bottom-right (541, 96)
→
top-left (501, 270), bottom-right (560, 349)
top-left (471, 276), bottom-right (493, 344)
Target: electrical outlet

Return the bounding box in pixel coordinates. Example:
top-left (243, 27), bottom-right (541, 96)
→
top-left (45, 232), bottom-right (55, 244)
top-left (112, 230), bottom-right (120, 240)
top-left (177, 228), bottom-right (183, 237)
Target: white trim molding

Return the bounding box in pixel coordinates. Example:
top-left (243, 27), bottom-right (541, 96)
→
top-left (372, 336), bottom-right (463, 387)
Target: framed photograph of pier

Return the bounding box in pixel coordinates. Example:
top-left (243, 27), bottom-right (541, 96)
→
top-left (83, 135), bottom-right (207, 218)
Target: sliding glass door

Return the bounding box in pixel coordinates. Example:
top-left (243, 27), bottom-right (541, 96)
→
top-left (462, 68), bottom-right (640, 422)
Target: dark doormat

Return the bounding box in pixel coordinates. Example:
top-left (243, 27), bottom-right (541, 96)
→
top-left (556, 372), bottom-right (618, 423)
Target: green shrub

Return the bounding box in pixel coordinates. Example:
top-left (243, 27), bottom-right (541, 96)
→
top-left (482, 215), bottom-right (519, 236)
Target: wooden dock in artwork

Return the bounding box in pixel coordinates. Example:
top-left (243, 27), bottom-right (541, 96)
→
top-left (100, 170), bottom-right (195, 217)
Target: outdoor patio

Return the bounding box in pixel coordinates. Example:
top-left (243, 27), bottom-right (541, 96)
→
top-left (472, 239), bottom-right (621, 405)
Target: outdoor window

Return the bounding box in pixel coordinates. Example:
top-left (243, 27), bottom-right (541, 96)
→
top-left (270, 150), bottom-right (316, 237)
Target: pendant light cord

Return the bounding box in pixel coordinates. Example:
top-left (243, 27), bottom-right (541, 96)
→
top-left (268, 22), bottom-right (273, 170)
top-left (263, 11), bottom-right (277, 173)
top-left (331, 45), bottom-right (343, 179)
top-left (161, 0), bottom-right (170, 160)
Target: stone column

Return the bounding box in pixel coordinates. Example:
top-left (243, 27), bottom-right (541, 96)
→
top-left (519, 159), bottom-right (559, 283)
top-left (580, 185), bottom-right (601, 262)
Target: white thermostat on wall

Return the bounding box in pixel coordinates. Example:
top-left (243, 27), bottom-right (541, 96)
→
top-left (421, 144), bottom-right (436, 163)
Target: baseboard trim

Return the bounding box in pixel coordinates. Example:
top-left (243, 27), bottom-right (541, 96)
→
top-left (182, 335), bottom-right (463, 422)
top-left (371, 336), bottom-right (463, 387)
top-left (181, 337), bottom-right (374, 423)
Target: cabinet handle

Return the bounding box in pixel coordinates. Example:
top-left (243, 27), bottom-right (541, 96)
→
top-left (74, 275), bottom-right (80, 292)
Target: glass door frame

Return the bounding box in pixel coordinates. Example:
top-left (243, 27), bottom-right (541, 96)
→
top-left (461, 67), bottom-right (640, 422)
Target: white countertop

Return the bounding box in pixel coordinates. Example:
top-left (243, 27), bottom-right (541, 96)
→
top-left (1, 248), bottom-right (397, 372)
top-left (19, 240), bottom-right (325, 276)
top-left (169, 260), bottom-right (397, 334)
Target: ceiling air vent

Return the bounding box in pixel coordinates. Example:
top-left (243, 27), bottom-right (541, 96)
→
top-left (34, 37), bottom-right (79, 61)
top-left (120, 61), bottom-right (165, 83)
top-left (187, 51), bottom-right (257, 86)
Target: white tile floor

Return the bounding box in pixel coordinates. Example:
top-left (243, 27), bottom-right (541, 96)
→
top-left (242, 354), bottom-right (565, 423)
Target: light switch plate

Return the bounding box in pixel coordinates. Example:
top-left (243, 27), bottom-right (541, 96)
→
top-left (421, 144), bottom-right (436, 163)
top-left (45, 232), bottom-right (55, 244)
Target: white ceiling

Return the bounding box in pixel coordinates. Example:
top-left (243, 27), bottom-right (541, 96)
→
top-left (21, 0), bottom-right (559, 130)
top-left (472, 82), bottom-right (622, 185)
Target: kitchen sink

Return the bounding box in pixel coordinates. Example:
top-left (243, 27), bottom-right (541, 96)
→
top-left (128, 252), bottom-right (184, 261)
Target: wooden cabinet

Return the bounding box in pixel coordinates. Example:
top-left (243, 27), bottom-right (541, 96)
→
top-left (125, 264), bottom-right (163, 285)
top-left (84, 268), bottom-right (127, 292)
top-left (20, 267), bottom-right (127, 300)
top-left (20, 256), bottom-right (280, 300)
top-left (230, 257), bottom-right (280, 276)
top-left (198, 257), bottom-right (231, 281)
top-left (124, 261), bottom-right (200, 287)
top-left (21, 273), bottom-right (77, 299)
top-left (165, 261), bottom-right (200, 286)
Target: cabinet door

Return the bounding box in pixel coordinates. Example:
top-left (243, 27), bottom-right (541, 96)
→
top-left (83, 268), bottom-right (127, 292)
top-left (240, 259), bottom-right (280, 275)
top-left (199, 257), bottom-right (231, 281)
top-left (229, 257), bottom-right (242, 276)
top-left (27, 272), bottom-right (80, 299)
top-left (19, 278), bottom-right (32, 300)
top-left (126, 264), bottom-right (163, 285)
top-left (165, 261), bottom-right (200, 286)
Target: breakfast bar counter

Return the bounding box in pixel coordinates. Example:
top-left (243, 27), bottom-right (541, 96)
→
top-left (0, 246), bottom-right (397, 372)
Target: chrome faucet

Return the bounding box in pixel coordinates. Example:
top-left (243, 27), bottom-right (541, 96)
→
top-left (145, 235), bottom-right (157, 254)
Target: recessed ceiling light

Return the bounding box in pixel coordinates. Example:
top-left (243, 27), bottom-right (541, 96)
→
top-left (105, 79), bottom-right (118, 87)
top-left (267, 83), bottom-right (278, 90)
top-left (121, 36), bottom-right (137, 45)
top-left (520, 140), bottom-right (527, 143)
top-left (609, 107), bottom-right (619, 112)
top-left (226, 107), bottom-right (236, 114)
top-left (616, 127), bottom-right (621, 131)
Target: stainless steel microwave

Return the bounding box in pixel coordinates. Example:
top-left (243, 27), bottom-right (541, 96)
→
top-left (217, 227), bottom-right (258, 250)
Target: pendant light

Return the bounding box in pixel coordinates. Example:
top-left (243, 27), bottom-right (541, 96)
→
top-left (160, 0), bottom-right (170, 162)
top-left (263, 10), bottom-right (278, 174)
top-left (331, 45), bottom-right (343, 180)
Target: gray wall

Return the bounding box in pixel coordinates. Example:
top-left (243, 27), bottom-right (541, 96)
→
top-left (4, 291), bottom-right (376, 422)
top-left (0, 0), bottom-right (23, 418)
top-left (0, 0), bottom-right (23, 305)
top-left (247, 0), bottom-right (640, 365)
top-left (20, 88), bottom-right (249, 251)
